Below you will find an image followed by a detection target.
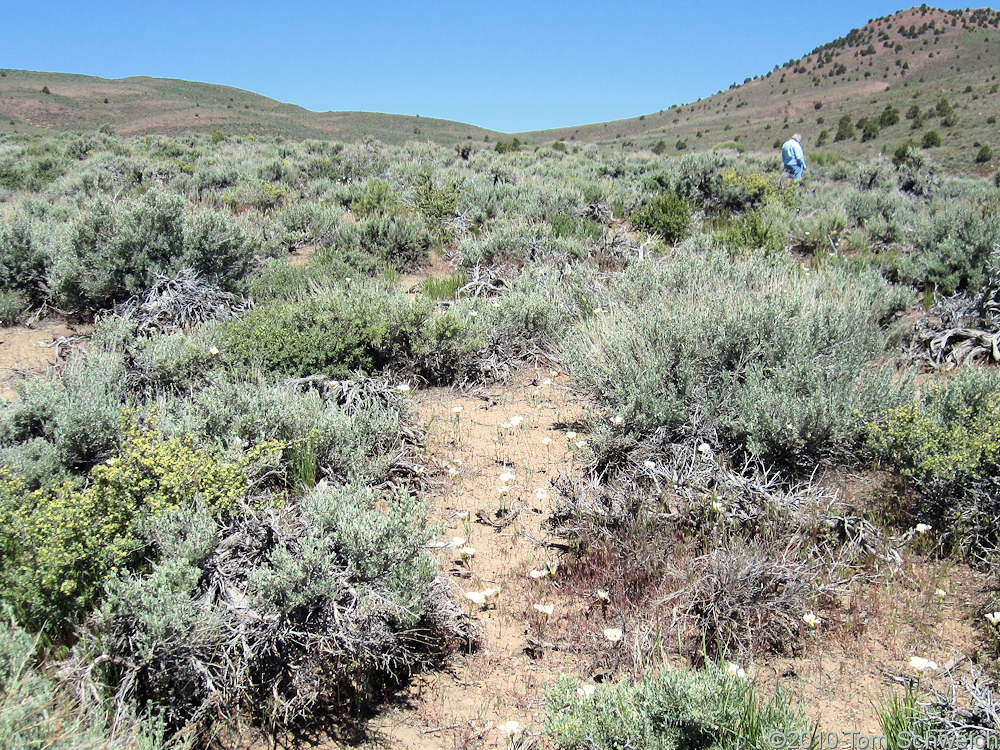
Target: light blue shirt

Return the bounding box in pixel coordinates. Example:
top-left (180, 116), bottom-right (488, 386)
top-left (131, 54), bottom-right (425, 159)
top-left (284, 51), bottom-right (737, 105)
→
top-left (781, 138), bottom-right (805, 169)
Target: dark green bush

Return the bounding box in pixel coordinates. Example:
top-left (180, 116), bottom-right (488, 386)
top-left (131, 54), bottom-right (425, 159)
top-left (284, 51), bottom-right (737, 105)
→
top-left (223, 283), bottom-right (479, 381)
top-left (630, 192), bottom-right (691, 244)
top-left (922, 130), bottom-right (942, 148)
top-left (975, 145), bottom-right (993, 163)
top-left (834, 114), bottom-right (854, 141)
top-left (51, 192), bottom-right (260, 312)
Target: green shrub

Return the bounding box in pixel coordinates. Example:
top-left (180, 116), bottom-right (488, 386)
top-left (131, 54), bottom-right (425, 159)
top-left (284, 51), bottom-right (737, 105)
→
top-left (85, 482), bottom-right (446, 741)
top-left (545, 666), bottom-right (808, 750)
top-left (0, 217), bottom-right (48, 302)
top-left (922, 130), bottom-right (941, 148)
top-left (869, 367), bottom-right (1000, 557)
top-left (834, 114), bottom-right (854, 141)
top-left (630, 192), bottom-right (691, 244)
top-left (223, 283), bottom-right (480, 382)
top-left (421, 272), bottom-right (468, 300)
top-left (350, 179), bottom-right (399, 217)
top-left (0, 413), bottom-right (258, 628)
top-left (564, 255), bottom-right (910, 467)
top-left (975, 144), bottom-right (994, 163)
top-left (414, 170), bottom-right (462, 228)
top-left (714, 209), bottom-right (784, 251)
top-left (222, 286), bottom-right (419, 378)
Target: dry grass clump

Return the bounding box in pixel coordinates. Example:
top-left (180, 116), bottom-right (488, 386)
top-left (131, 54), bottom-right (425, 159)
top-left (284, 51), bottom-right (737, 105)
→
top-left (550, 435), bottom-right (900, 665)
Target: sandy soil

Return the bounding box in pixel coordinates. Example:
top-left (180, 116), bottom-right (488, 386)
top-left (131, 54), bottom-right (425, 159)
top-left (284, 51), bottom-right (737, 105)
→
top-left (0, 320), bottom-right (86, 399)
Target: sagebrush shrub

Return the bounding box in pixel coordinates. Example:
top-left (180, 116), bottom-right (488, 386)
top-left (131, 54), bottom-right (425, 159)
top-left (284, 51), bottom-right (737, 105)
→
top-left (564, 253), bottom-right (910, 467)
top-left (51, 192), bottom-right (261, 311)
top-left (84, 482), bottom-right (449, 741)
top-left (0, 217), bottom-right (48, 302)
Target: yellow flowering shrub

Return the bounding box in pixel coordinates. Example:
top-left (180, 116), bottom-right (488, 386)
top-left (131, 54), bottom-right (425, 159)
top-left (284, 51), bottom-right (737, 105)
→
top-left (871, 393), bottom-right (1000, 488)
top-left (719, 167), bottom-right (788, 209)
top-left (0, 413), bottom-right (272, 630)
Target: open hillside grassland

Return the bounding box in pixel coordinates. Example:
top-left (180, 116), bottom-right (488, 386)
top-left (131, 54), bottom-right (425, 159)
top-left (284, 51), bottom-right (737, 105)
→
top-left (3, 7), bottom-right (999, 168)
top-left (1, 127), bottom-right (1000, 749)
top-left (534, 6), bottom-right (1000, 170)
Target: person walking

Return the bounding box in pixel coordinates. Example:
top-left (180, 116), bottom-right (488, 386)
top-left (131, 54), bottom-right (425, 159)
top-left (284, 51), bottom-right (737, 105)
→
top-left (781, 133), bottom-right (806, 183)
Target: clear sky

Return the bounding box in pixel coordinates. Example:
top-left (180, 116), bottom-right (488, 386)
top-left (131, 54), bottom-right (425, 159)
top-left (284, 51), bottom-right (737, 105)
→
top-left (3, 1), bottom-right (996, 133)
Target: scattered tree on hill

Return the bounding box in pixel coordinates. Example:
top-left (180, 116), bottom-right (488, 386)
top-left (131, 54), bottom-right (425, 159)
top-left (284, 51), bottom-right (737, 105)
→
top-left (975, 145), bottom-right (994, 163)
top-left (922, 130), bottom-right (941, 147)
top-left (834, 114), bottom-right (854, 141)
top-left (879, 104), bottom-right (901, 128)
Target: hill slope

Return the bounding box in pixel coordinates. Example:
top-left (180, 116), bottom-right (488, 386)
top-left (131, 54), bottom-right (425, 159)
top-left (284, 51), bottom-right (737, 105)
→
top-left (0, 69), bottom-right (500, 146)
top-left (1, 6), bottom-right (998, 165)
top-left (518, 6), bottom-right (1000, 170)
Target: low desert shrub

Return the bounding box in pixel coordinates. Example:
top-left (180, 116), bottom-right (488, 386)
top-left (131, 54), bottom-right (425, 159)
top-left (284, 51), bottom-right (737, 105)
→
top-left (869, 367), bottom-right (1000, 558)
top-left (564, 253), bottom-right (910, 468)
top-left (81, 482), bottom-right (457, 743)
top-left (222, 284), bottom-right (426, 378)
top-left (545, 665), bottom-right (808, 750)
top-left (629, 192), bottom-right (691, 244)
top-left (0, 413), bottom-right (261, 629)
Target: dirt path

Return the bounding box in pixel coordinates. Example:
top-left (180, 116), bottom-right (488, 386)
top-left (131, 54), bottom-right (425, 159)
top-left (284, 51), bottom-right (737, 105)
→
top-left (0, 320), bottom-right (86, 399)
top-left (371, 371), bottom-right (594, 748)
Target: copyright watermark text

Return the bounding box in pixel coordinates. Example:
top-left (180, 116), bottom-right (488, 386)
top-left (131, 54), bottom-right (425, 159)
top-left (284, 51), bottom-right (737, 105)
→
top-left (766, 730), bottom-right (999, 749)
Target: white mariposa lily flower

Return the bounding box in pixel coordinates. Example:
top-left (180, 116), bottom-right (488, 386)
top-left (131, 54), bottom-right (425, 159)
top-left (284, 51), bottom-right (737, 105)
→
top-left (533, 604), bottom-right (554, 616)
top-left (603, 628), bottom-right (624, 643)
top-left (465, 591), bottom-right (487, 606)
top-left (498, 721), bottom-right (523, 737)
top-left (909, 656), bottom-right (938, 673)
top-left (725, 662), bottom-right (747, 680)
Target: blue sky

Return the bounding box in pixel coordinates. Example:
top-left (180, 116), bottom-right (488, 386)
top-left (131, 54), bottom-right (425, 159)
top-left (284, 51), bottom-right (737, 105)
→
top-left (3, 1), bottom-right (995, 132)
